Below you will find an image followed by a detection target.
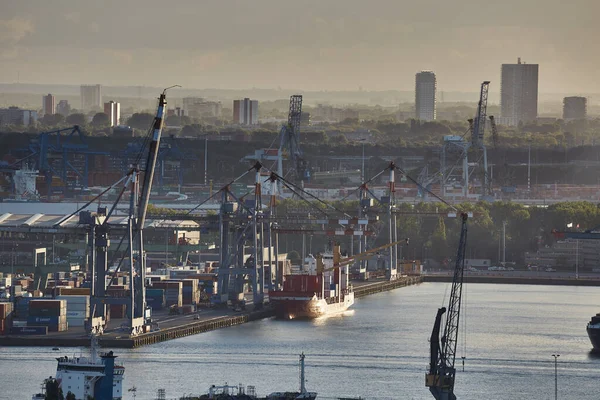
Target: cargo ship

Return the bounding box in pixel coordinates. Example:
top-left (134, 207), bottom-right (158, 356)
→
top-left (32, 337), bottom-right (125, 400)
top-left (198, 353), bottom-right (317, 400)
top-left (269, 245), bottom-right (354, 319)
top-left (587, 312), bottom-right (600, 353)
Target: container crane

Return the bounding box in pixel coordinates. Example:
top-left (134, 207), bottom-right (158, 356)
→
top-left (426, 213), bottom-right (468, 400)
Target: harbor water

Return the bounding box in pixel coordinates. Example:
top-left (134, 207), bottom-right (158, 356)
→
top-left (1, 283), bottom-right (599, 400)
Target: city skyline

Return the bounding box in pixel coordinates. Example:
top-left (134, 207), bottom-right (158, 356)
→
top-left (1, 1), bottom-right (598, 93)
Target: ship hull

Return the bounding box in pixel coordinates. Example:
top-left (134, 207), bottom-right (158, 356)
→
top-left (588, 326), bottom-right (600, 353)
top-left (270, 292), bottom-right (354, 319)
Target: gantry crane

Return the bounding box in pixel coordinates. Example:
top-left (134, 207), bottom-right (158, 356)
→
top-left (426, 213), bottom-right (468, 400)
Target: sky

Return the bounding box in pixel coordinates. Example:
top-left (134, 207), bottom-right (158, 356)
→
top-left (1, 0), bottom-right (598, 93)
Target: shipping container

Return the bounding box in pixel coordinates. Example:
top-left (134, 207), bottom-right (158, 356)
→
top-left (0, 302), bottom-right (13, 318)
top-left (10, 326), bottom-right (48, 335)
top-left (28, 316), bottom-right (66, 325)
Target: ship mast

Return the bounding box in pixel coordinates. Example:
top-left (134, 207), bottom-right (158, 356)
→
top-left (299, 352), bottom-right (307, 394)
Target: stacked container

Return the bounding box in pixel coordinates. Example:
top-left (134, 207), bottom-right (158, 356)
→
top-left (146, 288), bottom-right (165, 310)
top-left (152, 281), bottom-right (182, 307)
top-left (182, 279), bottom-right (199, 305)
top-left (56, 295), bottom-right (89, 327)
top-left (28, 299), bottom-right (67, 332)
top-left (15, 296), bottom-right (32, 319)
top-left (0, 301), bottom-right (13, 335)
top-left (109, 304), bottom-right (127, 319)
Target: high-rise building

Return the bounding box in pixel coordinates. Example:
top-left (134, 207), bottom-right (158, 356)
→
top-left (103, 101), bottom-right (121, 127)
top-left (80, 84), bottom-right (103, 110)
top-left (415, 71), bottom-right (436, 121)
top-left (500, 58), bottom-right (539, 126)
top-left (233, 98), bottom-right (258, 125)
top-left (56, 100), bottom-right (71, 117)
top-left (43, 94), bottom-right (55, 116)
top-left (563, 97), bottom-right (587, 120)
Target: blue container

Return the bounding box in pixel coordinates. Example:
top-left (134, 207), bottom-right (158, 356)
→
top-left (330, 283), bottom-right (336, 290)
top-left (10, 326), bottom-right (48, 335)
top-left (27, 316), bottom-right (59, 325)
top-left (146, 289), bottom-right (164, 297)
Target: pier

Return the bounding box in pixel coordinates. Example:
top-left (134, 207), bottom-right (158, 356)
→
top-left (0, 276), bottom-right (421, 348)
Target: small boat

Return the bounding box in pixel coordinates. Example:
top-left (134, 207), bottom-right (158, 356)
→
top-left (52, 347), bottom-right (60, 351)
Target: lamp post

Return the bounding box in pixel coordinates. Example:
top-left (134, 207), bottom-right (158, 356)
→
top-left (551, 354), bottom-right (560, 400)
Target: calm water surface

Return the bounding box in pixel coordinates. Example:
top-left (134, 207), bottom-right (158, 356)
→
top-left (1, 283), bottom-right (599, 400)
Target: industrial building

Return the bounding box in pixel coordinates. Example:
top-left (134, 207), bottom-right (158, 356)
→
top-left (80, 84), bottom-right (103, 110)
top-left (500, 58), bottom-right (538, 126)
top-left (563, 96), bottom-right (587, 120)
top-left (233, 98), bottom-right (258, 125)
top-left (183, 97), bottom-right (222, 119)
top-left (104, 101), bottom-right (121, 127)
top-left (0, 107), bottom-right (38, 126)
top-left (415, 71), bottom-right (437, 121)
top-left (42, 94), bottom-right (55, 116)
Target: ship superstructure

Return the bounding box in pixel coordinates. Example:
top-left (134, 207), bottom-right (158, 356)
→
top-left (587, 313), bottom-right (600, 353)
top-left (33, 338), bottom-right (124, 400)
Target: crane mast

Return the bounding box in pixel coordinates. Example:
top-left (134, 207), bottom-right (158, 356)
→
top-left (426, 213), bottom-right (468, 400)
top-left (471, 81), bottom-right (490, 147)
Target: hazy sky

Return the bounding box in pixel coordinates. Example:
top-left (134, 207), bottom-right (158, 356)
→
top-left (1, 0), bottom-right (598, 93)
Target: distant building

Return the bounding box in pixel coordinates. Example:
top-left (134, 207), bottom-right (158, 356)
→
top-left (233, 98), bottom-right (258, 125)
top-left (56, 100), bottom-right (71, 117)
top-left (183, 97), bottom-right (222, 119)
top-left (103, 101), bottom-right (121, 127)
top-left (563, 97), bottom-right (587, 120)
top-left (415, 71), bottom-right (436, 121)
top-left (42, 94), bottom-right (55, 116)
top-left (0, 107), bottom-right (38, 126)
top-left (312, 105), bottom-right (358, 123)
top-left (501, 58), bottom-right (539, 126)
top-left (167, 107), bottom-right (185, 118)
top-left (80, 84), bottom-right (103, 110)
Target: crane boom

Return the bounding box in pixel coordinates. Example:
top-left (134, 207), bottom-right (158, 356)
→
top-left (471, 81), bottom-right (490, 147)
top-left (138, 91), bottom-right (168, 229)
top-left (426, 213), bottom-right (468, 400)
top-left (278, 95), bottom-right (309, 183)
top-left (319, 238), bottom-right (409, 272)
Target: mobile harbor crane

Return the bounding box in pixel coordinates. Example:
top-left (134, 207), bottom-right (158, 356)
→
top-left (426, 213), bottom-right (468, 400)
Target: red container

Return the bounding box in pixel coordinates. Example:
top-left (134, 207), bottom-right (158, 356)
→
top-left (283, 275), bottom-right (321, 293)
top-left (109, 304), bottom-right (127, 319)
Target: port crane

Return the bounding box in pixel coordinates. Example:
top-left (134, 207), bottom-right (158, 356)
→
top-left (426, 213), bottom-right (468, 400)
top-left (278, 95), bottom-right (310, 185)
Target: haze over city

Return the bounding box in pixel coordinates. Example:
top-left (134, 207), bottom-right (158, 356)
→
top-left (2, 0), bottom-right (599, 93)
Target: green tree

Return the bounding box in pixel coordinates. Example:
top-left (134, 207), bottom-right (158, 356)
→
top-left (127, 113), bottom-right (155, 130)
top-left (65, 392), bottom-right (76, 400)
top-left (41, 113), bottom-right (65, 127)
top-left (91, 112), bottom-right (110, 127)
top-left (66, 113), bottom-right (86, 126)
